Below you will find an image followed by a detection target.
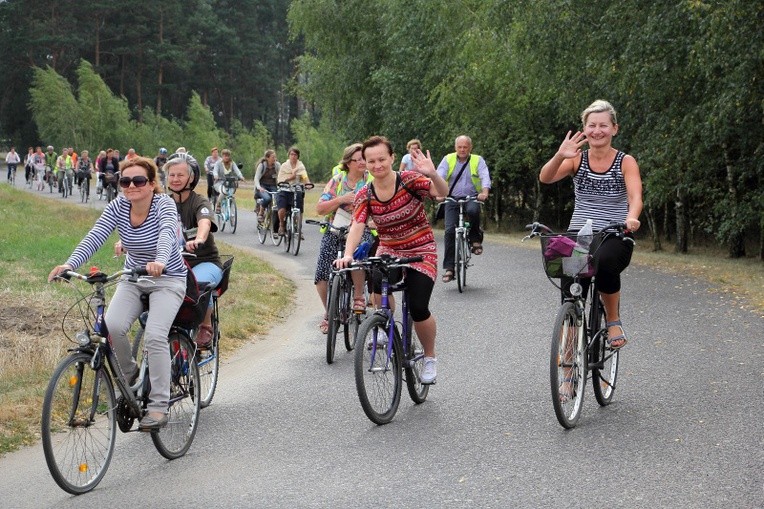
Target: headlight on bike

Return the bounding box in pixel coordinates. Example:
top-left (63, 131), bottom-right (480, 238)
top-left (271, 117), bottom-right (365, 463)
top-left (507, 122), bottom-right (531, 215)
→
top-left (75, 330), bottom-right (91, 346)
top-left (569, 283), bottom-right (583, 297)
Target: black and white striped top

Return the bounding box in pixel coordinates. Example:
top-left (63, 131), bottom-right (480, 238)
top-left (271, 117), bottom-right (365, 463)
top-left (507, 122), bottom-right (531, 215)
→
top-left (66, 194), bottom-right (186, 278)
top-left (569, 150), bottom-right (628, 232)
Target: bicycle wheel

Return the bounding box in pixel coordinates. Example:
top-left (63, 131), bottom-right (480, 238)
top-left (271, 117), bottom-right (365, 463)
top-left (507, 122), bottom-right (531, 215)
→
top-left (106, 185), bottom-right (114, 203)
top-left (283, 213), bottom-right (292, 252)
top-left (326, 273), bottom-right (343, 364)
top-left (354, 313), bottom-right (402, 425)
top-left (456, 232), bottom-right (466, 293)
top-left (550, 301), bottom-right (586, 429)
top-left (229, 198), bottom-right (238, 233)
top-left (62, 176), bottom-right (69, 198)
top-left (151, 332), bottom-right (200, 459)
top-left (270, 209), bottom-right (283, 246)
top-left (592, 297), bottom-right (619, 406)
top-left (198, 313), bottom-right (220, 408)
top-left (257, 208), bottom-right (270, 244)
top-left (41, 352), bottom-right (116, 494)
top-left (346, 310), bottom-right (362, 352)
top-left (291, 211), bottom-right (302, 256)
top-left (404, 315), bottom-right (429, 404)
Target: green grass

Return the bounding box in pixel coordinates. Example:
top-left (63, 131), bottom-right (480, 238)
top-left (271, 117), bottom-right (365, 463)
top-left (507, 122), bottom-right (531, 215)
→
top-left (0, 184), bottom-right (293, 454)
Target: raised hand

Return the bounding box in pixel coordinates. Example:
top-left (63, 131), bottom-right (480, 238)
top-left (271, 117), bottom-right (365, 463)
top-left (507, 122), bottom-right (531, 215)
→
top-left (410, 148), bottom-right (436, 177)
top-left (557, 131), bottom-right (587, 159)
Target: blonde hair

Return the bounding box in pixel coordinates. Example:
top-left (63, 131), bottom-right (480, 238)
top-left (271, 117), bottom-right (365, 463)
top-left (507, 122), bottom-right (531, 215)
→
top-left (581, 100), bottom-right (618, 125)
top-left (406, 139), bottom-right (421, 151)
top-left (339, 143), bottom-right (363, 171)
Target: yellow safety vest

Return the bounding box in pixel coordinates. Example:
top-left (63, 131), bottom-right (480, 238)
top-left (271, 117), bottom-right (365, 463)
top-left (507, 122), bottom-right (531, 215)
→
top-left (445, 153), bottom-right (481, 191)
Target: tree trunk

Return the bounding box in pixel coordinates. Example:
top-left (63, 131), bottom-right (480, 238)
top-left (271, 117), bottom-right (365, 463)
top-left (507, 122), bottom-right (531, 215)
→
top-left (663, 202), bottom-right (671, 241)
top-left (723, 142), bottom-right (745, 258)
top-left (645, 205), bottom-right (661, 252)
top-left (675, 190), bottom-right (688, 253)
top-left (156, 11), bottom-right (164, 115)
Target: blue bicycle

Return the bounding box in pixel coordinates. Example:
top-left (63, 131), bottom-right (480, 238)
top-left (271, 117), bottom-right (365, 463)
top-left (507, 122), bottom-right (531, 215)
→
top-left (351, 255), bottom-right (428, 425)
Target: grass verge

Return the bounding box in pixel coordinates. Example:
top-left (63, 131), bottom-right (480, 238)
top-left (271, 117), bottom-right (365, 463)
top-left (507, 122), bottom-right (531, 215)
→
top-left (0, 184), bottom-right (293, 454)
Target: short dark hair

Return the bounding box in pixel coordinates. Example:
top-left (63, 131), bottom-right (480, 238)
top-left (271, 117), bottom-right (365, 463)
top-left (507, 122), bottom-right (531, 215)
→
top-left (288, 146), bottom-right (301, 158)
top-left (362, 135), bottom-right (393, 158)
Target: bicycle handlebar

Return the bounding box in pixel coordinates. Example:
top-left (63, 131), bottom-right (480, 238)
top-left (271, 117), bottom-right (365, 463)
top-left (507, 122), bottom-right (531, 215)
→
top-left (444, 195), bottom-right (482, 204)
top-left (523, 221), bottom-right (633, 242)
top-left (350, 254), bottom-right (423, 269)
top-left (58, 267), bottom-right (166, 284)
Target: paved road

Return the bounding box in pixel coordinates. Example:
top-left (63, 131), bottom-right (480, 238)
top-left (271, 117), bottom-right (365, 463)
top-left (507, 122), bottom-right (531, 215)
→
top-left (2, 177), bottom-right (763, 508)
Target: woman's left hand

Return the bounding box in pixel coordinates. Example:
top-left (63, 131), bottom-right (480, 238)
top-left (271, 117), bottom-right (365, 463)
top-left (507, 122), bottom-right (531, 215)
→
top-left (145, 261), bottom-right (165, 277)
top-left (410, 149), bottom-right (436, 177)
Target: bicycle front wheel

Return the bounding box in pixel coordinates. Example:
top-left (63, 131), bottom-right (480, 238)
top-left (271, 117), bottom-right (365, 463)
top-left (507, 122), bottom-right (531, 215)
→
top-left (257, 210), bottom-right (269, 244)
top-left (198, 317), bottom-right (220, 408)
top-left (229, 198), bottom-right (238, 233)
top-left (592, 297), bottom-right (619, 406)
top-left (326, 273), bottom-right (343, 364)
top-left (404, 315), bottom-right (429, 404)
top-left (550, 301), bottom-right (586, 429)
top-left (151, 332), bottom-right (200, 459)
top-left (80, 182), bottom-right (86, 203)
top-left (291, 211), bottom-right (302, 255)
top-left (354, 313), bottom-right (402, 425)
top-left (456, 232), bottom-right (466, 293)
top-left (42, 352), bottom-right (116, 495)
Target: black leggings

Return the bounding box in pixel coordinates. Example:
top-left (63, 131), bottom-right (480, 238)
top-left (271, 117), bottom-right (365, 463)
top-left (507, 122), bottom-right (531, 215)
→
top-left (562, 233), bottom-right (634, 298)
top-left (372, 268), bottom-right (434, 322)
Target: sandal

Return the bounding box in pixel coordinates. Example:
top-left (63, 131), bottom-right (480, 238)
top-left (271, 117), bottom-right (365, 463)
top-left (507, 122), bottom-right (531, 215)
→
top-left (559, 377), bottom-right (576, 403)
top-left (319, 317), bottom-right (329, 334)
top-left (470, 242), bottom-right (483, 255)
top-left (606, 320), bottom-right (628, 350)
top-left (441, 270), bottom-right (454, 283)
top-left (352, 297), bottom-right (366, 312)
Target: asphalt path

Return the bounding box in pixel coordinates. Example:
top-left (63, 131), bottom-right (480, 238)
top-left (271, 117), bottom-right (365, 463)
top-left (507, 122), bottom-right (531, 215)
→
top-left (1, 177), bottom-right (762, 508)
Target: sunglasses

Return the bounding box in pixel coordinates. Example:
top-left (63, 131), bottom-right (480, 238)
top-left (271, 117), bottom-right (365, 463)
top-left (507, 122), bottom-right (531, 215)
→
top-left (118, 176), bottom-right (150, 188)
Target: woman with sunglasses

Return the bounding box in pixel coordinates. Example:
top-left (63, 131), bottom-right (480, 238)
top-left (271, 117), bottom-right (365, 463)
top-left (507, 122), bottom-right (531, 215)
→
top-left (48, 157), bottom-right (186, 431)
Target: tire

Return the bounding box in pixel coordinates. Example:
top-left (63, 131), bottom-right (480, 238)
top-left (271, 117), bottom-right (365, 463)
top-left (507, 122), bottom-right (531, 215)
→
top-left (219, 202), bottom-right (226, 231)
top-left (257, 209), bottom-right (269, 244)
top-left (106, 185), bottom-right (114, 203)
top-left (404, 315), bottom-right (429, 404)
top-left (326, 273), bottom-right (343, 364)
top-left (346, 310), bottom-right (362, 352)
top-left (198, 308), bottom-right (220, 408)
top-left (283, 213), bottom-right (292, 252)
top-left (456, 232), bottom-right (465, 293)
top-left (354, 313), bottom-right (402, 425)
top-left (229, 199), bottom-right (237, 233)
top-left (42, 352), bottom-right (116, 494)
top-left (592, 297), bottom-right (619, 406)
top-left (62, 176), bottom-right (69, 198)
top-left (292, 211), bottom-right (302, 256)
top-left (270, 209), bottom-right (282, 246)
top-left (151, 332), bottom-right (200, 459)
top-left (550, 301), bottom-right (586, 429)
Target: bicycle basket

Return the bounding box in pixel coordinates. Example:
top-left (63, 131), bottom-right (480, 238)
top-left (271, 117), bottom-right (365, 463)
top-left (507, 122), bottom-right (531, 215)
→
top-left (216, 255), bottom-right (234, 297)
top-left (539, 233), bottom-right (595, 278)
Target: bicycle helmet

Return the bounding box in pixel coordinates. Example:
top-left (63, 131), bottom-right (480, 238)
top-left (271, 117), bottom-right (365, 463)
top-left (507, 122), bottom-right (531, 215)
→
top-left (159, 147), bottom-right (168, 155)
top-left (164, 151), bottom-right (200, 191)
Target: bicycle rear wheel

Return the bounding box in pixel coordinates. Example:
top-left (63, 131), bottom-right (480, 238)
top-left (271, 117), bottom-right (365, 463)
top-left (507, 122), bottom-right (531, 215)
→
top-left (42, 352), bottom-right (116, 495)
top-left (270, 209), bottom-right (282, 246)
top-left (291, 211), bottom-right (302, 255)
top-left (550, 301), bottom-right (586, 428)
top-left (456, 232), bottom-right (466, 293)
top-left (151, 332), bottom-right (200, 459)
top-left (326, 273), bottom-right (343, 364)
top-left (592, 296), bottom-right (619, 405)
top-left (229, 198), bottom-right (238, 233)
top-left (354, 313), bottom-right (402, 425)
top-left (198, 314), bottom-right (220, 408)
top-left (404, 315), bottom-right (429, 404)
top-left (257, 209), bottom-right (270, 244)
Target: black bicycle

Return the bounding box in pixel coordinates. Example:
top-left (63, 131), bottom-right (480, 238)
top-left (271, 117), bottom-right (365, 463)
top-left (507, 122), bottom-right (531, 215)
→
top-left (42, 268), bottom-right (201, 494)
top-left (525, 221), bottom-right (633, 428)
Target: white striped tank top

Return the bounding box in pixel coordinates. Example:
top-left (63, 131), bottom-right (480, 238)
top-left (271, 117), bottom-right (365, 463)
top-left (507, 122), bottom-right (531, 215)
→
top-left (568, 150), bottom-right (628, 232)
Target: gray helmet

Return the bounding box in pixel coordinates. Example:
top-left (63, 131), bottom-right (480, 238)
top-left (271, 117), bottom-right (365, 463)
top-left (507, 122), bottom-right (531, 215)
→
top-left (165, 151), bottom-right (200, 190)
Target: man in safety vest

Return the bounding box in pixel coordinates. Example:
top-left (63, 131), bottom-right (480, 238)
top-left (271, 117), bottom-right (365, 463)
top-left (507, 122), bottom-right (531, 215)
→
top-left (435, 135), bottom-right (491, 283)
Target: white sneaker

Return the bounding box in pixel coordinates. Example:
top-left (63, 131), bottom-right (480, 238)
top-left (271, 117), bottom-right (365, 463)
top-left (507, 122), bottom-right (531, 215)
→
top-left (420, 357), bottom-right (437, 385)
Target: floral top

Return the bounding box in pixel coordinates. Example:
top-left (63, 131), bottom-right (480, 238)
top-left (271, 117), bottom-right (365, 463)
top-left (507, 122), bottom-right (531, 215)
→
top-left (353, 170), bottom-right (436, 281)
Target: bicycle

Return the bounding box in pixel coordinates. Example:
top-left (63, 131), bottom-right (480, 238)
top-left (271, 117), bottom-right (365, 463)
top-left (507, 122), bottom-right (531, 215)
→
top-left (351, 254), bottom-right (429, 425)
top-left (42, 268), bottom-right (202, 494)
top-left (104, 172), bottom-right (118, 203)
top-left (46, 166), bottom-right (56, 193)
top-left (444, 195), bottom-right (483, 293)
top-left (306, 219), bottom-right (368, 364)
top-left (278, 182), bottom-right (314, 255)
top-left (216, 175), bottom-right (239, 234)
top-left (524, 221), bottom-right (633, 428)
top-left (256, 190), bottom-right (282, 246)
top-left (59, 169), bottom-right (74, 198)
top-left (78, 171), bottom-right (90, 203)
top-left (8, 165), bottom-right (16, 185)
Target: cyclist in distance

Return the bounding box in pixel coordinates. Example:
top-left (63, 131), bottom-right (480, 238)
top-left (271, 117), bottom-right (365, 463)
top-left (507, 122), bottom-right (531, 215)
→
top-left (5, 146), bottom-right (20, 182)
top-left (276, 146), bottom-right (312, 236)
top-left (436, 135), bottom-right (491, 283)
top-left (98, 148), bottom-right (121, 195)
top-left (163, 152), bottom-right (223, 347)
top-left (336, 135), bottom-right (449, 384)
top-left (211, 148), bottom-right (244, 212)
top-left (398, 138), bottom-right (422, 172)
top-left (204, 147), bottom-right (220, 202)
top-left (76, 150), bottom-right (94, 189)
top-left (253, 149), bottom-right (280, 221)
top-left (155, 147), bottom-right (169, 190)
top-left (539, 99), bottom-right (643, 351)
top-left (48, 156), bottom-right (187, 430)
top-left (314, 143), bottom-right (373, 334)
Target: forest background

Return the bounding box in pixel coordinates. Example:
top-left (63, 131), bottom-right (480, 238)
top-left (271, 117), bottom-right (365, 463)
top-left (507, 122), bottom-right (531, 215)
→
top-left (0, 0), bottom-right (761, 258)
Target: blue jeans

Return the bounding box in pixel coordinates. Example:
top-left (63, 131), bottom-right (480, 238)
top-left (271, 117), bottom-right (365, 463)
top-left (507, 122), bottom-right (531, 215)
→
top-left (192, 262), bottom-right (224, 309)
top-left (256, 184), bottom-right (277, 209)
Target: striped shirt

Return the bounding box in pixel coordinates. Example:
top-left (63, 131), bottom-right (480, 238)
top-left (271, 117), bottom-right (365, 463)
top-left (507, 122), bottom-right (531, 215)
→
top-left (66, 194), bottom-right (186, 278)
top-left (569, 150), bottom-right (628, 232)
top-left (353, 171), bottom-right (437, 281)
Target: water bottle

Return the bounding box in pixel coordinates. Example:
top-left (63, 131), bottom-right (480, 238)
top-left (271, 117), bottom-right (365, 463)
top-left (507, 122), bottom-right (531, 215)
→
top-left (577, 219), bottom-right (593, 250)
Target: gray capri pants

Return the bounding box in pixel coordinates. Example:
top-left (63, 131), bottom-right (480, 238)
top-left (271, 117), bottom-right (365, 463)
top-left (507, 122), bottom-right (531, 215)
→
top-left (105, 276), bottom-right (185, 414)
